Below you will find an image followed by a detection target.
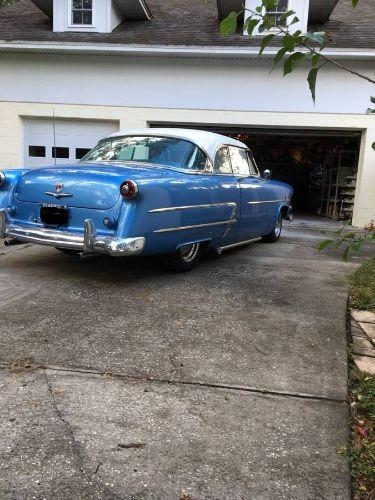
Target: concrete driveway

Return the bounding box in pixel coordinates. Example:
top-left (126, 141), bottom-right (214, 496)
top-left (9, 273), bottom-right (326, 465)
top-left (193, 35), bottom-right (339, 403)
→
top-left (0, 219), bottom-right (356, 499)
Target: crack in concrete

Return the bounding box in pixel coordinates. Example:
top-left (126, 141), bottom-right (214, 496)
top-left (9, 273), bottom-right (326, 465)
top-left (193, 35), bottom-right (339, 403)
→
top-left (43, 370), bottom-right (121, 500)
top-left (0, 244), bottom-right (32, 257)
top-left (0, 361), bottom-right (347, 405)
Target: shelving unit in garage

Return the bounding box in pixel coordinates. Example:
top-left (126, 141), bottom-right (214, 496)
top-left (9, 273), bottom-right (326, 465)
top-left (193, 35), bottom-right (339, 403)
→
top-left (319, 150), bottom-right (358, 221)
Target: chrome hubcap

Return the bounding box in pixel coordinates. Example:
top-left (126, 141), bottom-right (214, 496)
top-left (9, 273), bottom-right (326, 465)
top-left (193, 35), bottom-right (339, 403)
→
top-left (275, 216), bottom-right (282, 238)
top-left (180, 243), bottom-right (200, 263)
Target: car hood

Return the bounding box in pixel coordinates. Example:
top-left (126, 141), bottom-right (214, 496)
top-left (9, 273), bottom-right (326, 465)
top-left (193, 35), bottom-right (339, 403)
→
top-left (15, 162), bottom-right (170, 210)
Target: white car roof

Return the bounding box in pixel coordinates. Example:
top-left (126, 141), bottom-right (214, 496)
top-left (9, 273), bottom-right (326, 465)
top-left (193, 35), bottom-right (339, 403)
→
top-left (106, 128), bottom-right (248, 161)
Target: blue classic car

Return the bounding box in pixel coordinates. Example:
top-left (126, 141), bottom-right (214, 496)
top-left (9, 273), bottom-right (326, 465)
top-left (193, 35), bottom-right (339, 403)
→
top-left (0, 129), bottom-right (293, 271)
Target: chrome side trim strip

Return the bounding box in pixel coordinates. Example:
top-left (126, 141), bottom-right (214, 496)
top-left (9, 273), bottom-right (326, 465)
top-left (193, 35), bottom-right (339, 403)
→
top-left (247, 200), bottom-right (285, 205)
top-left (149, 202), bottom-right (237, 213)
top-left (154, 219), bottom-right (237, 234)
top-left (217, 237), bottom-right (262, 254)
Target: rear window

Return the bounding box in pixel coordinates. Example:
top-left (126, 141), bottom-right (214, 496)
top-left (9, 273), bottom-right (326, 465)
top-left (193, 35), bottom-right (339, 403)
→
top-left (82, 136), bottom-right (208, 171)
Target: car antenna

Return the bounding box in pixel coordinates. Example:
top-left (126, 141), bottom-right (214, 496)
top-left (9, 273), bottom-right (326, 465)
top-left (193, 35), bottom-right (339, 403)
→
top-left (52, 108), bottom-right (57, 166)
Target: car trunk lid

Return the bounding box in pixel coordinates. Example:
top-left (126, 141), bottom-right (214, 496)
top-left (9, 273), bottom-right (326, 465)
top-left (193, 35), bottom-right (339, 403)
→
top-left (15, 162), bottom-right (165, 210)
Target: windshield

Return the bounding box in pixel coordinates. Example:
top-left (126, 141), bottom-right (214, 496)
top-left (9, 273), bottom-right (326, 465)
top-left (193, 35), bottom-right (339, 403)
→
top-left (81, 136), bottom-right (208, 170)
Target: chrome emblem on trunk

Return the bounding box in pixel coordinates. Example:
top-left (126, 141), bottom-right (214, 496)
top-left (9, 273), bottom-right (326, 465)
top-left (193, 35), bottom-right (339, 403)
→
top-left (45, 182), bottom-right (73, 199)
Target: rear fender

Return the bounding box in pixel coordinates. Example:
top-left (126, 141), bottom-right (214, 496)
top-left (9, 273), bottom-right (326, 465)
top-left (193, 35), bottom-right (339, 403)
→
top-left (0, 170), bottom-right (27, 210)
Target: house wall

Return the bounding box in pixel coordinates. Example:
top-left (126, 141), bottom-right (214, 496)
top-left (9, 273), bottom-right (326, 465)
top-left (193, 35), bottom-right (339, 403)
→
top-left (0, 52), bottom-right (373, 114)
top-left (0, 52), bottom-right (373, 227)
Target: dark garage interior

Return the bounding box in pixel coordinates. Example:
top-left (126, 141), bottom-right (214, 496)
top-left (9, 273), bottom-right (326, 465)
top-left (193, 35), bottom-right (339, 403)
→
top-left (151, 124), bottom-right (362, 222)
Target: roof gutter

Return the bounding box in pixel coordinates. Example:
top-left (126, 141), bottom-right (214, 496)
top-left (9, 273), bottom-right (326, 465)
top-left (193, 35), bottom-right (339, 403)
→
top-left (0, 40), bottom-right (374, 60)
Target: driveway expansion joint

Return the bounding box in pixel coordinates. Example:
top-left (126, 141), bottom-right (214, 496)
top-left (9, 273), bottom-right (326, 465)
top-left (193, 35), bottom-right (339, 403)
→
top-left (0, 362), bottom-right (347, 405)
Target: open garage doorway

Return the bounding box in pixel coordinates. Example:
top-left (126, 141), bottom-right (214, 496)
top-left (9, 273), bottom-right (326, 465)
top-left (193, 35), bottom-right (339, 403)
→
top-left (150, 124), bottom-right (362, 222)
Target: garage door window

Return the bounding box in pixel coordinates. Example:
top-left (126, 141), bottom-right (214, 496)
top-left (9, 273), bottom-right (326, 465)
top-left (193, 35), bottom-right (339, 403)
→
top-left (29, 146), bottom-right (46, 158)
top-left (52, 147), bottom-right (70, 159)
top-left (76, 148), bottom-right (91, 160)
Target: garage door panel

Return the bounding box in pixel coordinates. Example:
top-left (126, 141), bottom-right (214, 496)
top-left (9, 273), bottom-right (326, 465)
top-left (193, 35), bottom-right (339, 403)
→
top-left (23, 118), bottom-right (118, 169)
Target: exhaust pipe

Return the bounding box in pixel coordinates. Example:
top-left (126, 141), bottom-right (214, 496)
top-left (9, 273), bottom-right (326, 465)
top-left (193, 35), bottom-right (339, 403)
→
top-left (79, 252), bottom-right (99, 261)
top-left (4, 238), bottom-right (23, 247)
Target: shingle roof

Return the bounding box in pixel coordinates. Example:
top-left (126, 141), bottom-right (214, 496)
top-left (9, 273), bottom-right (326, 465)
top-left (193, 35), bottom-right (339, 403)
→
top-left (0, 0), bottom-right (373, 50)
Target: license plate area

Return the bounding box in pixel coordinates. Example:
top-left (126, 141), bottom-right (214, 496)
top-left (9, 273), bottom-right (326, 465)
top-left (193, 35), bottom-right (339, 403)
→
top-left (40, 204), bottom-right (68, 226)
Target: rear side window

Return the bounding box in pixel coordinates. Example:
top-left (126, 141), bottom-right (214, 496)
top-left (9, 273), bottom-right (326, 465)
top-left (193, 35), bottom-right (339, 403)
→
top-left (214, 146), bottom-right (232, 174)
top-left (229, 147), bottom-right (257, 176)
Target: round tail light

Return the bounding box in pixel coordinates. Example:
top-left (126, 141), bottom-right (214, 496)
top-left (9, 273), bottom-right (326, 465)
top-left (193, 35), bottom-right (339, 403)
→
top-left (120, 180), bottom-right (138, 200)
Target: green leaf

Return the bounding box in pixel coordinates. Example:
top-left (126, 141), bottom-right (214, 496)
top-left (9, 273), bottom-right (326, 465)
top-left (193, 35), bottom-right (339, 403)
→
top-left (352, 0), bottom-right (359, 6)
top-left (259, 33), bottom-right (276, 55)
top-left (318, 239), bottom-right (334, 251)
top-left (342, 232), bottom-right (355, 239)
top-left (263, 0), bottom-right (277, 10)
top-left (283, 52), bottom-right (306, 76)
top-left (279, 9), bottom-right (295, 22)
top-left (352, 241), bottom-right (362, 252)
top-left (289, 15), bottom-right (300, 25)
top-left (244, 18), bottom-right (260, 36)
top-left (311, 53), bottom-right (320, 67)
top-left (306, 31), bottom-right (325, 46)
top-left (273, 47), bottom-right (289, 67)
top-left (307, 67), bottom-right (319, 103)
top-left (372, 142), bottom-right (375, 151)
top-left (220, 11), bottom-right (239, 36)
top-left (342, 246), bottom-right (350, 262)
top-left (370, 96), bottom-right (375, 104)
top-left (282, 33), bottom-right (298, 51)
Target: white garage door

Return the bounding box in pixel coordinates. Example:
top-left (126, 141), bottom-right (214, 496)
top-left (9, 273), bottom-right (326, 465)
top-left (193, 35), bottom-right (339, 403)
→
top-left (23, 118), bottom-right (119, 169)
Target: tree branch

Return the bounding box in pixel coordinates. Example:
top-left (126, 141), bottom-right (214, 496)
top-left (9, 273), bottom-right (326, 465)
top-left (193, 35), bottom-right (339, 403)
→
top-left (243, 6), bottom-right (375, 86)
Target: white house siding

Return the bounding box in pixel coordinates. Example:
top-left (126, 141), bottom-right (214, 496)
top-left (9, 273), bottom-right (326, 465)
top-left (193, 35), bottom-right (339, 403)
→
top-left (0, 52), bottom-right (373, 226)
top-left (0, 52), bottom-right (373, 114)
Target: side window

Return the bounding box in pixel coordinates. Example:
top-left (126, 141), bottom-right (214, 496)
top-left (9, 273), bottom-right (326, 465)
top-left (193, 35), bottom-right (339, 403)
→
top-left (228, 147), bottom-right (251, 176)
top-left (214, 146), bottom-right (232, 174)
top-left (248, 153), bottom-right (259, 176)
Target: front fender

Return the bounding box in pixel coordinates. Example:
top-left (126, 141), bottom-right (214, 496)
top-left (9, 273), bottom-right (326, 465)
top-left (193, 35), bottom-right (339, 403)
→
top-left (0, 170), bottom-right (27, 210)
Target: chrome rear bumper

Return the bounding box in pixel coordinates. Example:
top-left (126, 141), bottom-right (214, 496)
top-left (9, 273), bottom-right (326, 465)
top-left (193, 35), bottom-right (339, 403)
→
top-left (0, 211), bottom-right (145, 256)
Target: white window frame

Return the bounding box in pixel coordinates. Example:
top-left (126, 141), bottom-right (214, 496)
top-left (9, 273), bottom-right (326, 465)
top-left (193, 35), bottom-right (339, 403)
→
top-left (67, 0), bottom-right (96, 30)
top-left (244, 0), bottom-right (309, 36)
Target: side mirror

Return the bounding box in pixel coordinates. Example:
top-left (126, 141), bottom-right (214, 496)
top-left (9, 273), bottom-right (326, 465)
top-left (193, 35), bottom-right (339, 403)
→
top-left (262, 169), bottom-right (271, 179)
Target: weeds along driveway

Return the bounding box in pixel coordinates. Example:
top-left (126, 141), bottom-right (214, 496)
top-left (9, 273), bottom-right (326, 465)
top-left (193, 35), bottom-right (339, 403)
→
top-left (0, 221), bottom-right (357, 499)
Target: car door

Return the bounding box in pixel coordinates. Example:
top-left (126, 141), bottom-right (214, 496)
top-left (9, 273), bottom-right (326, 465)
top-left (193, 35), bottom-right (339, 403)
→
top-left (228, 146), bottom-right (273, 241)
top-left (212, 146), bottom-right (241, 246)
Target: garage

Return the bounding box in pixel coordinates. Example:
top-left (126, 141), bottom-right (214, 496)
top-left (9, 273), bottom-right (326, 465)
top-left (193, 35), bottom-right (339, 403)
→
top-left (23, 118), bottom-right (119, 169)
top-left (151, 123), bottom-right (362, 222)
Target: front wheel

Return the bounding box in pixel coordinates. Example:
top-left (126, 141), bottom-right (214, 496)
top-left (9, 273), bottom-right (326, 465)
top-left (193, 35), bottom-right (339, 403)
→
top-left (161, 242), bottom-right (203, 272)
top-left (262, 212), bottom-right (282, 243)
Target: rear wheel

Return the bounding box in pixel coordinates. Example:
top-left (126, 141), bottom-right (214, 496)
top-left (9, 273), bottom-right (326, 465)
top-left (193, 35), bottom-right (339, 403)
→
top-left (55, 248), bottom-right (81, 255)
top-left (161, 242), bottom-right (203, 272)
top-left (262, 212), bottom-right (282, 243)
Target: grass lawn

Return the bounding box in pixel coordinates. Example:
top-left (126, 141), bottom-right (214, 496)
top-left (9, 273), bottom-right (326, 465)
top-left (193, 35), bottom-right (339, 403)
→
top-left (349, 258), bottom-right (375, 312)
top-left (345, 258), bottom-right (375, 499)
